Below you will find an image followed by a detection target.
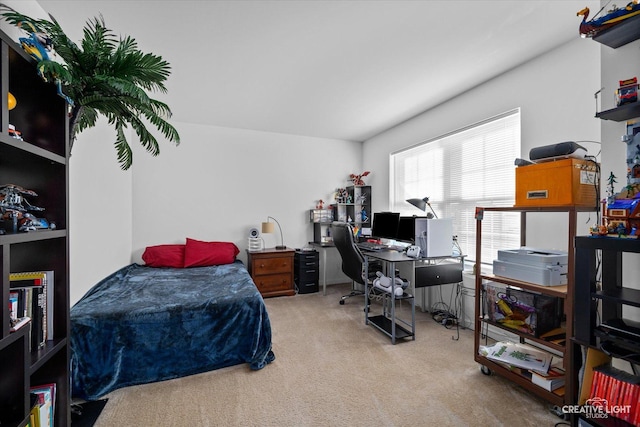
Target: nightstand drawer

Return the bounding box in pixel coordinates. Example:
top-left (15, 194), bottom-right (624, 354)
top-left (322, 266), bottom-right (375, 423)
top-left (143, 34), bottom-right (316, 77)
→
top-left (253, 273), bottom-right (292, 293)
top-left (246, 248), bottom-right (295, 298)
top-left (253, 257), bottom-right (291, 275)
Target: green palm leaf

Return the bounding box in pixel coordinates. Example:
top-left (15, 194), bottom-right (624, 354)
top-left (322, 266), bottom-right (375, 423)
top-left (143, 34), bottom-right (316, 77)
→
top-left (0, 4), bottom-right (180, 170)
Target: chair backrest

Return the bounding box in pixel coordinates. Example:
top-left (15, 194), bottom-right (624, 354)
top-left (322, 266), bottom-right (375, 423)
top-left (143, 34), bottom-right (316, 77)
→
top-left (331, 222), bottom-right (366, 285)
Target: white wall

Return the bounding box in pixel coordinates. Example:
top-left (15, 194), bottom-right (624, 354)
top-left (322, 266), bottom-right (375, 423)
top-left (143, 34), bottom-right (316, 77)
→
top-left (66, 120), bottom-right (361, 303)
top-left (68, 120), bottom-right (132, 304)
top-left (362, 37), bottom-right (601, 312)
top-left (0, 1), bottom-right (130, 304)
top-left (129, 122), bottom-right (362, 270)
top-left (363, 37), bottom-right (601, 248)
top-left (0, 1), bottom-right (360, 303)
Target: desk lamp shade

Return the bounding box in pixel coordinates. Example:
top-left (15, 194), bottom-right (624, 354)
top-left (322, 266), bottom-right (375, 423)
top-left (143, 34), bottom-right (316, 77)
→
top-left (406, 197), bottom-right (437, 219)
top-left (262, 216), bottom-right (286, 250)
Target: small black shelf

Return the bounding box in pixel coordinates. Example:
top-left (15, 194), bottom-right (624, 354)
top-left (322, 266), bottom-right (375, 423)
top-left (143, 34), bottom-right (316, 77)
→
top-left (367, 315), bottom-right (413, 340)
top-left (592, 13), bottom-right (640, 48)
top-left (576, 235), bottom-right (640, 252)
top-left (594, 287), bottom-right (640, 307)
top-left (596, 102), bottom-right (640, 122)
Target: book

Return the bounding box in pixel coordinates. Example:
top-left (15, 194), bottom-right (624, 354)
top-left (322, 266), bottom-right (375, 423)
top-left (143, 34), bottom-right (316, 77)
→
top-left (9, 285), bottom-right (45, 350)
top-left (10, 271), bottom-right (54, 344)
top-left (30, 383), bottom-right (56, 427)
top-left (9, 291), bottom-right (18, 321)
top-left (590, 365), bottom-right (640, 423)
top-left (531, 366), bottom-right (565, 391)
top-left (479, 341), bottom-right (552, 374)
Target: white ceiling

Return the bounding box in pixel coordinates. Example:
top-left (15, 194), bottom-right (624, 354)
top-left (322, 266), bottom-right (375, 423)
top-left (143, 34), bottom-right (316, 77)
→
top-left (35, 0), bottom-right (600, 142)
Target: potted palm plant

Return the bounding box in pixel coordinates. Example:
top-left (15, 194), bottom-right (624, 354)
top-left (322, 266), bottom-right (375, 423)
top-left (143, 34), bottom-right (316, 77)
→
top-left (0, 4), bottom-right (180, 170)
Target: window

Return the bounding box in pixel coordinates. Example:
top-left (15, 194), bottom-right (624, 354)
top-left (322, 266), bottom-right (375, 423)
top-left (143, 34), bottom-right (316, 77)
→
top-left (390, 109), bottom-right (521, 264)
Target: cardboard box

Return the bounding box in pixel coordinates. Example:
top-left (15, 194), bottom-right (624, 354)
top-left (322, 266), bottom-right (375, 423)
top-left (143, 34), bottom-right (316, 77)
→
top-left (515, 158), bottom-right (598, 207)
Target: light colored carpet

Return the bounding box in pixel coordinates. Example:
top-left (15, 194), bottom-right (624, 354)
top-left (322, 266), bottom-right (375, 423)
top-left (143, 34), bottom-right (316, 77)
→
top-left (91, 283), bottom-right (564, 426)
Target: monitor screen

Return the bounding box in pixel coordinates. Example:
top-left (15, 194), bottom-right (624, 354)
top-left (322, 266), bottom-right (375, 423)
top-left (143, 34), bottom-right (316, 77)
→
top-left (397, 216), bottom-right (420, 243)
top-left (371, 212), bottom-right (400, 240)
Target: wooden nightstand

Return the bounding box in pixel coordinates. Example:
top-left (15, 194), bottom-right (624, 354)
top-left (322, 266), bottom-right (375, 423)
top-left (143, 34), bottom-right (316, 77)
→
top-left (246, 248), bottom-right (296, 297)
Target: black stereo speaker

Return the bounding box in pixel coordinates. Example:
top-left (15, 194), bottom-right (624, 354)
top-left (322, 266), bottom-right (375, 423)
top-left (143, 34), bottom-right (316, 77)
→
top-left (529, 141), bottom-right (586, 162)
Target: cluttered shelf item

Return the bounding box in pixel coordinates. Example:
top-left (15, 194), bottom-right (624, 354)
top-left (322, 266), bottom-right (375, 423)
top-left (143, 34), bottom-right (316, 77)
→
top-left (474, 206), bottom-right (594, 408)
top-left (70, 260), bottom-right (275, 400)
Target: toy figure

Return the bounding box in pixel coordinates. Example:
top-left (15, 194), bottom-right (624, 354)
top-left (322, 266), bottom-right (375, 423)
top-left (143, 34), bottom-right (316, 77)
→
top-left (607, 172), bottom-right (617, 201)
top-left (16, 21), bottom-right (73, 105)
top-left (0, 184), bottom-right (45, 233)
top-left (577, 2), bottom-right (640, 38)
top-left (0, 184), bottom-right (44, 214)
top-left (335, 188), bottom-right (348, 203)
top-left (349, 171), bottom-right (370, 186)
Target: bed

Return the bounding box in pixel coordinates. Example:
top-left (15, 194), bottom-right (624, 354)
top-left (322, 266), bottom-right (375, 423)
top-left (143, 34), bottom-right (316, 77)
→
top-left (70, 257), bottom-right (275, 400)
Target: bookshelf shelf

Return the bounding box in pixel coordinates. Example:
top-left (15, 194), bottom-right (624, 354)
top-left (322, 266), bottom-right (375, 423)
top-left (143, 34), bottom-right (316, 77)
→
top-left (0, 28), bottom-right (70, 427)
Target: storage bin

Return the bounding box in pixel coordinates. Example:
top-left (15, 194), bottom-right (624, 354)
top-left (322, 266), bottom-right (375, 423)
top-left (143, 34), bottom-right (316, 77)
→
top-left (515, 158), bottom-right (598, 207)
top-left (309, 209), bottom-right (333, 223)
top-left (484, 282), bottom-right (561, 337)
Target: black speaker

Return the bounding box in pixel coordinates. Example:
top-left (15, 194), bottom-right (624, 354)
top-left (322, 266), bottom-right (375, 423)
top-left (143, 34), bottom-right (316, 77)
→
top-left (529, 141), bottom-right (586, 162)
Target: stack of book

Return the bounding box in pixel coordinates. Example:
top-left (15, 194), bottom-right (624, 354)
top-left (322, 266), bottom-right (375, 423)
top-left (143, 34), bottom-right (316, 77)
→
top-left (589, 365), bottom-right (640, 425)
top-left (29, 383), bottom-right (56, 427)
top-left (8, 271), bottom-right (54, 350)
top-left (531, 365), bottom-right (565, 392)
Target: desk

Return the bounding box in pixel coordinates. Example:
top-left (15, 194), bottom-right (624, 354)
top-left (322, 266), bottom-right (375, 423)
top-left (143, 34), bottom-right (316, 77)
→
top-left (361, 249), bottom-right (465, 344)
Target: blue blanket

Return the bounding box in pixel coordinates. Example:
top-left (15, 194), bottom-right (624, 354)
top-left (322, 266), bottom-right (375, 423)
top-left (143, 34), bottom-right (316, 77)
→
top-left (70, 262), bottom-right (275, 400)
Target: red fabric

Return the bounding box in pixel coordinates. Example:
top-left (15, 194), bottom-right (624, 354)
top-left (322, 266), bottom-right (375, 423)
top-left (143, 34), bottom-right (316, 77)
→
top-left (184, 238), bottom-right (240, 267)
top-left (142, 244), bottom-right (185, 268)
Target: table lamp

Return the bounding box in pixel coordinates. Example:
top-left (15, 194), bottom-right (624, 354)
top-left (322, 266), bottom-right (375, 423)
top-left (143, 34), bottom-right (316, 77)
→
top-left (406, 197), bottom-right (438, 218)
top-left (262, 216), bottom-right (286, 250)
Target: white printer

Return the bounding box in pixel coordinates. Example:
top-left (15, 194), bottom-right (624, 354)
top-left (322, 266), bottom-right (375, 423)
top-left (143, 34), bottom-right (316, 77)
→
top-left (492, 247), bottom-right (568, 286)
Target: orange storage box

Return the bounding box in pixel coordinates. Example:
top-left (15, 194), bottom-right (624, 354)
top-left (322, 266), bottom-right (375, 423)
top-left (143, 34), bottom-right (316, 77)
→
top-left (515, 158), bottom-right (599, 207)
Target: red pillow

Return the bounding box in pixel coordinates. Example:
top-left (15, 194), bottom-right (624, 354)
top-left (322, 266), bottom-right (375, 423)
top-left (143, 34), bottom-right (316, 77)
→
top-left (142, 244), bottom-right (185, 268)
top-left (184, 238), bottom-right (240, 267)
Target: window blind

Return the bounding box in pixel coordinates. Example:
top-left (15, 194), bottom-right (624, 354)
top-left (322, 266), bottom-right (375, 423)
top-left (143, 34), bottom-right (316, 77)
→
top-left (390, 109), bottom-right (521, 264)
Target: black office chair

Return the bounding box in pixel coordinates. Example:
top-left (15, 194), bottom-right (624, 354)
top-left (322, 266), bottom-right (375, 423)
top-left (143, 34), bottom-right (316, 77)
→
top-left (331, 222), bottom-right (375, 305)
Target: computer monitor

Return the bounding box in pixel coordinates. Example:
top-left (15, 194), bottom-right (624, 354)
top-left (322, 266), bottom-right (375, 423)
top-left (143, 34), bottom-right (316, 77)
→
top-left (371, 212), bottom-right (400, 240)
top-left (396, 216), bottom-right (423, 243)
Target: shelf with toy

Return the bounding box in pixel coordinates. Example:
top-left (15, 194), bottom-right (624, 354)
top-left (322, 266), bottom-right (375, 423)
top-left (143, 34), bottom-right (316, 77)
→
top-left (578, 3), bottom-right (640, 49)
top-left (592, 12), bottom-right (640, 49)
top-left (595, 102), bottom-right (640, 122)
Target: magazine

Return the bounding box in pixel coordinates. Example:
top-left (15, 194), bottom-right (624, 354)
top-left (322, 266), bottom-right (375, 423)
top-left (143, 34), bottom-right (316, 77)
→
top-left (479, 341), bottom-right (551, 374)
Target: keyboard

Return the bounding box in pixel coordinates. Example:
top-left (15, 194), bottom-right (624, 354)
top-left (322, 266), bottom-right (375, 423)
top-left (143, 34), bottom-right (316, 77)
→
top-left (357, 242), bottom-right (387, 251)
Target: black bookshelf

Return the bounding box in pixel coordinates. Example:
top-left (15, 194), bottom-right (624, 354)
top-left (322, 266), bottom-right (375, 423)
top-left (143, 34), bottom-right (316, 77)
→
top-left (0, 28), bottom-right (70, 427)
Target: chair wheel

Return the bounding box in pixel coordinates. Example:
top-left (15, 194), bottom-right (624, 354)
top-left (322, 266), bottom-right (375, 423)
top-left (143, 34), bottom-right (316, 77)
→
top-left (339, 300), bottom-right (345, 305)
top-left (480, 365), bottom-right (492, 376)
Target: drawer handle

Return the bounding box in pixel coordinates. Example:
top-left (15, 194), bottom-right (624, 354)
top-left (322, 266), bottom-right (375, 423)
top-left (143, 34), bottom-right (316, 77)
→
top-left (260, 264), bottom-right (265, 268)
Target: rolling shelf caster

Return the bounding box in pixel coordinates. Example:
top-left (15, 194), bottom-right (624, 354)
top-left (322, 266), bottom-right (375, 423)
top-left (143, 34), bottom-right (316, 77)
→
top-left (339, 300), bottom-right (345, 305)
top-left (549, 405), bottom-right (568, 420)
top-left (480, 365), bottom-right (492, 375)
